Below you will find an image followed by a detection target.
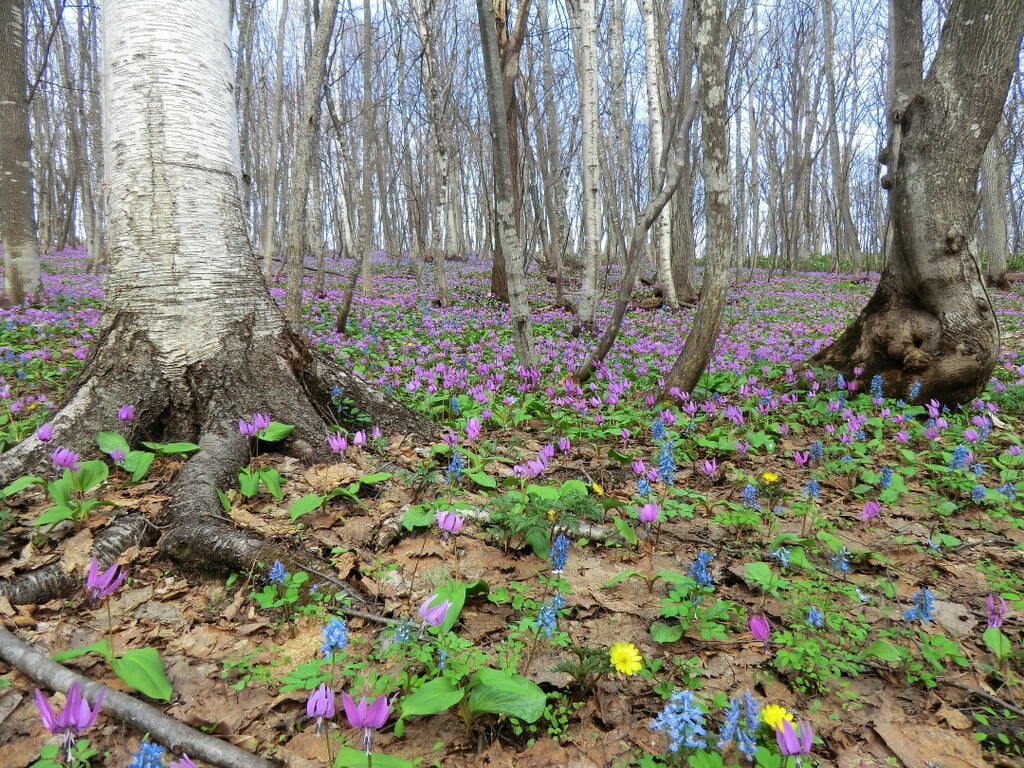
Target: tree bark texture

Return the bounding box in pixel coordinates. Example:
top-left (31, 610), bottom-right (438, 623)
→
top-left (0, 0), bottom-right (42, 306)
top-left (810, 0), bottom-right (1024, 406)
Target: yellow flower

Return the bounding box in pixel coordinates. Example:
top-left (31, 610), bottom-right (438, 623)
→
top-left (546, 508), bottom-right (557, 522)
top-left (591, 483), bottom-right (605, 497)
top-left (762, 471), bottom-right (780, 484)
top-left (609, 641), bottom-right (643, 675)
top-left (761, 704), bottom-right (794, 730)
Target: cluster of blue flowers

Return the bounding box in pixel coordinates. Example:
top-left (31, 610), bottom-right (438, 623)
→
top-left (948, 444), bottom-right (970, 471)
top-left (446, 452), bottom-right (465, 484)
top-left (449, 396), bottom-right (461, 416)
top-left (879, 465), bottom-right (893, 490)
top-left (808, 441), bottom-right (825, 463)
top-left (650, 690), bottom-right (707, 751)
top-left (320, 617), bottom-right (349, 656)
top-left (803, 478), bottom-right (821, 498)
top-left (716, 691), bottom-right (760, 761)
top-left (999, 482), bottom-right (1017, 500)
top-left (830, 548), bottom-right (851, 573)
top-left (129, 740), bottom-right (166, 768)
top-left (268, 560), bottom-right (287, 585)
top-left (637, 476), bottom-right (652, 496)
top-left (806, 606), bottom-right (825, 628)
top-left (739, 483), bottom-right (760, 510)
top-left (658, 439), bottom-right (676, 486)
top-left (536, 593), bottom-right (567, 637)
top-left (869, 374), bottom-right (884, 400)
top-left (768, 547), bottom-right (791, 568)
top-left (650, 418), bottom-right (667, 441)
top-left (688, 551), bottom-right (714, 587)
top-left (549, 532), bottom-right (570, 574)
top-left (903, 588), bottom-right (935, 623)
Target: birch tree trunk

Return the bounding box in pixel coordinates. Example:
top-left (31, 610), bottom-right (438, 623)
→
top-left (568, 0), bottom-right (601, 331)
top-left (810, 0), bottom-right (1024, 406)
top-left (259, 0), bottom-right (289, 280)
top-left (0, 0), bottom-right (42, 306)
top-left (981, 125), bottom-right (1010, 288)
top-left (0, 0), bottom-right (433, 604)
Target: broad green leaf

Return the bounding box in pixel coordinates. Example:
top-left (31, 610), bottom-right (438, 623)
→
top-left (858, 639), bottom-right (904, 663)
top-left (34, 505), bottom-right (75, 527)
top-left (333, 749), bottom-right (413, 768)
top-left (260, 467), bottom-right (284, 499)
top-left (601, 569), bottom-right (643, 589)
top-left (983, 627), bottom-right (1011, 659)
top-left (401, 677), bottom-right (464, 717)
top-left (525, 529), bottom-right (550, 559)
top-left (96, 431), bottom-right (130, 456)
top-left (524, 484), bottom-right (559, 501)
top-left (110, 647), bottom-right (173, 701)
top-left (257, 422), bottom-right (294, 442)
top-left (289, 493), bottom-right (325, 522)
top-left (2, 474), bottom-right (45, 497)
top-left (432, 580), bottom-right (467, 634)
top-left (559, 479), bottom-right (590, 497)
top-left (612, 515), bottom-right (638, 546)
top-left (401, 504), bottom-right (434, 531)
top-left (53, 639), bottom-right (111, 663)
top-left (122, 450), bottom-right (155, 482)
top-left (358, 472), bottom-right (392, 484)
top-left (467, 668), bottom-right (546, 723)
top-left (70, 460), bottom-right (109, 494)
top-left (141, 441), bottom-right (201, 456)
top-left (467, 471), bottom-right (496, 488)
top-left (237, 469), bottom-right (261, 497)
top-left (650, 621), bottom-right (684, 644)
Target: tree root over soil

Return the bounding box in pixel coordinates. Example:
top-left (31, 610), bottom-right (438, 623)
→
top-left (0, 625), bottom-right (279, 768)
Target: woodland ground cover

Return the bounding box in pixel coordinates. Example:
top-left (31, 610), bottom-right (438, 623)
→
top-left (0, 249), bottom-right (1023, 768)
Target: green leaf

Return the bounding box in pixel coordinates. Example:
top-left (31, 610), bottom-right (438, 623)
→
top-left (467, 471), bottom-right (496, 488)
top-left (238, 468), bottom-right (261, 497)
top-left (122, 451), bottom-right (155, 482)
top-left (70, 461), bottom-right (108, 494)
top-left (612, 515), bottom-right (638, 546)
top-left (96, 431), bottom-right (130, 456)
top-left (650, 621), bottom-right (684, 644)
top-left (601, 569), bottom-right (643, 589)
top-left (141, 441), bottom-right (201, 456)
top-left (110, 647), bottom-right (173, 701)
top-left (858, 639), bottom-right (904, 663)
top-left (983, 627), bottom-right (1011, 660)
top-left (525, 529), bottom-right (550, 559)
top-left (358, 472), bottom-right (392, 485)
top-left (433, 580), bottom-right (467, 634)
top-left (401, 677), bottom-right (464, 717)
top-left (333, 749), bottom-right (414, 768)
top-left (33, 505), bottom-right (75, 527)
top-left (289, 493), bottom-right (325, 522)
top-left (524, 483), bottom-right (559, 501)
top-left (2, 474), bottom-right (45, 497)
top-left (259, 467), bottom-right (284, 499)
top-left (401, 504), bottom-right (434, 531)
top-left (467, 668), bottom-right (546, 723)
top-left (52, 639), bottom-right (112, 663)
top-left (256, 422), bottom-right (294, 443)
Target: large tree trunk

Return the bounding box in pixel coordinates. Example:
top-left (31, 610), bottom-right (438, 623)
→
top-left (0, 0), bottom-right (42, 306)
top-left (809, 0), bottom-right (1024, 407)
top-left (0, 0), bottom-right (433, 606)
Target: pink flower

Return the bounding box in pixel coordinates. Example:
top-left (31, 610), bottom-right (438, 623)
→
top-left (35, 682), bottom-right (104, 751)
top-left (306, 683), bottom-right (335, 734)
top-left (435, 510), bottom-right (465, 536)
top-left (699, 458), bottom-right (718, 476)
top-left (465, 417), bottom-right (481, 441)
top-left (637, 502), bottom-right (660, 525)
top-left (169, 756), bottom-right (197, 768)
top-left (418, 595), bottom-right (451, 627)
top-left (117, 404), bottom-right (135, 422)
top-left (748, 614), bottom-right (771, 648)
top-left (775, 717), bottom-right (813, 756)
top-left (557, 436), bottom-right (571, 454)
top-left (342, 692), bottom-right (391, 753)
top-left (860, 500), bottom-right (881, 521)
top-left (86, 557), bottom-right (126, 602)
top-left (987, 593), bottom-right (1008, 628)
top-left (792, 450), bottom-right (809, 466)
top-left (36, 423), bottom-right (53, 442)
top-left (327, 432), bottom-right (348, 453)
top-left (51, 447), bottom-right (81, 471)
top-left (252, 413), bottom-right (271, 431)
top-left (632, 459), bottom-right (646, 476)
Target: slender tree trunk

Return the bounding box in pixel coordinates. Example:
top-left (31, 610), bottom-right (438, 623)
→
top-left (0, 0), bottom-right (42, 306)
top-left (477, 0), bottom-right (537, 369)
top-left (981, 124), bottom-right (1010, 288)
top-left (661, 0), bottom-right (731, 396)
top-left (359, 0), bottom-right (375, 296)
top-left (260, 0), bottom-right (289, 280)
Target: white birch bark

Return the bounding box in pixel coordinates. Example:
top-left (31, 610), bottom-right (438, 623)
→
top-left (260, 0), bottom-right (290, 280)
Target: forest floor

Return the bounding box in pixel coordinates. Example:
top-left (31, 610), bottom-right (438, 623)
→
top-left (0, 252), bottom-right (1023, 768)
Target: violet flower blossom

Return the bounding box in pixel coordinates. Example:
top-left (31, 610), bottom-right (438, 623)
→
top-left (86, 557), bottom-right (126, 603)
top-left (34, 682), bottom-right (104, 755)
top-left (342, 692), bottom-right (391, 754)
top-left (418, 594), bottom-right (451, 627)
top-left (987, 593), bottom-right (1008, 628)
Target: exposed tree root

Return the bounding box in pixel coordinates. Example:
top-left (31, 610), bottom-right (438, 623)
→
top-left (0, 625), bottom-right (280, 768)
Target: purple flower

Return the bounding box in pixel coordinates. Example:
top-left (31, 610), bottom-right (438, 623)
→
top-left (353, 430), bottom-right (367, 446)
top-left (637, 502), bottom-right (660, 525)
top-left (307, 683), bottom-right (335, 734)
top-left (36, 423), bottom-right (53, 442)
top-left (465, 417), bottom-right (481, 441)
top-left (109, 448), bottom-right (127, 463)
top-left (860, 500), bottom-right (881, 521)
top-left (86, 557), bottom-right (126, 602)
top-left (987, 593), bottom-right (1008, 628)
top-left (117, 405), bottom-right (135, 422)
top-left (418, 594), bottom-right (451, 627)
top-left (632, 459), bottom-right (646, 476)
top-left (775, 718), bottom-right (813, 756)
top-left (34, 682), bottom-right (104, 752)
top-left (748, 615), bottom-right (771, 648)
top-left (699, 458), bottom-right (717, 476)
top-left (169, 756), bottom-right (197, 768)
top-left (252, 413), bottom-right (271, 431)
top-left (238, 419), bottom-right (257, 438)
top-left (327, 432), bottom-right (348, 453)
top-left (51, 447), bottom-right (81, 471)
top-left (435, 510), bottom-right (465, 536)
top-left (557, 436), bottom-right (571, 454)
top-left (792, 450), bottom-right (809, 466)
top-left (341, 692), bottom-right (391, 753)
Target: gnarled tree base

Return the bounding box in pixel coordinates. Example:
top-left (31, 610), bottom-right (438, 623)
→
top-left (0, 311), bottom-right (437, 604)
